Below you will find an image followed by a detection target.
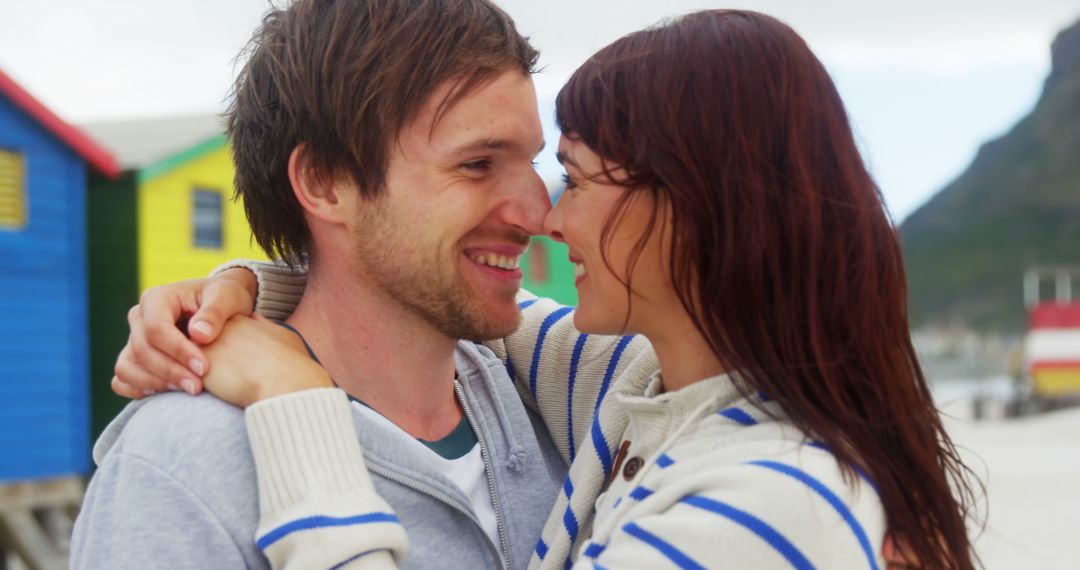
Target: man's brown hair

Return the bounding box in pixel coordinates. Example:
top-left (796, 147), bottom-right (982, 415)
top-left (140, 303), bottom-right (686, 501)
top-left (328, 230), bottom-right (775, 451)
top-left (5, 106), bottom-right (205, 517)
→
top-left (227, 0), bottom-right (539, 263)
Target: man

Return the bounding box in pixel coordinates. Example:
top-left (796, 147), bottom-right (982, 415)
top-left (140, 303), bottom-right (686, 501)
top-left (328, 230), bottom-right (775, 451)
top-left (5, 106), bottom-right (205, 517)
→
top-left (72, 1), bottom-right (648, 567)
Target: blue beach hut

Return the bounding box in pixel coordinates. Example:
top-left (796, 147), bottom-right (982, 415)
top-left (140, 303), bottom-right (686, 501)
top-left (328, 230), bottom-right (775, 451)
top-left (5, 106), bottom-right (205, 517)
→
top-left (0, 69), bottom-right (118, 481)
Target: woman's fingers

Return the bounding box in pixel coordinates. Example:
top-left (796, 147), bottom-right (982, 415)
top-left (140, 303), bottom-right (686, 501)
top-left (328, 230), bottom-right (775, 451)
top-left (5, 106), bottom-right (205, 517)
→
top-left (137, 284), bottom-right (210, 379)
top-left (188, 277), bottom-right (256, 346)
top-left (116, 328), bottom-right (203, 396)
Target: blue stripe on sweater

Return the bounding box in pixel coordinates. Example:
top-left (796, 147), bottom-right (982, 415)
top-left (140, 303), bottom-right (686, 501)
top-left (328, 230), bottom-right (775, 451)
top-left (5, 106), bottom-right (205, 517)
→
top-left (590, 412), bottom-right (614, 476)
top-left (584, 335), bottom-right (634, 477)
top-left (519, 299), bottom-right (537, 310)
top-left (529, 306), bottom-right (575, 397)
top-left (718, 407), bottom-right (758, 425)
top-left (629, 486), bottom-right (654, 501)
top-left (656, 453), bottom-right (675, 468)
top-left (256, 512), bottom-right (399, 549)
top-left (536, 537), bottom-right (549, 560)
top-left (622, 522), bottom-right (705, 570)
top-left (563, 476), bottom-right (574, 499)
top-left (594, 336), bottom-right (635, 414)
top-left (749, 460), bottom-right (880, 570)
top-left (567, 333), bottom-right (589, 462)
top-left (680, 495), bottom-right (813, 569)
top-left (562, 505), bottom-right (580, 545)
top-left (806, 441), bottom-right (881, 497)
top-left (583, 542), bottom-right (607, 559)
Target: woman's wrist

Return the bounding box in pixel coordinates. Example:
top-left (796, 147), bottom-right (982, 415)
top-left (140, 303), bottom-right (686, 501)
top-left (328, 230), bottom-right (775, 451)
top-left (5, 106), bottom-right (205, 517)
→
top-left (217, 267), bottom-right (258, 313)
top-left (253, 362), bottom-right (334, 405)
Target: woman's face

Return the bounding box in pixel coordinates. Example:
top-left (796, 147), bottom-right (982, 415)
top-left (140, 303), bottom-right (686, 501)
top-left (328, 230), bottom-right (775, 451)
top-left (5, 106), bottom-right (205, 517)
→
top-left (543, 135), bottom-right (673, 335)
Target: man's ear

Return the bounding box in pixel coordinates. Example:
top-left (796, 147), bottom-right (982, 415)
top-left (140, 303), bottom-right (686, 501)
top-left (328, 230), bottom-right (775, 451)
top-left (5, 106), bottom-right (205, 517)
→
top-left (287, 144), bottom-right (354, 224)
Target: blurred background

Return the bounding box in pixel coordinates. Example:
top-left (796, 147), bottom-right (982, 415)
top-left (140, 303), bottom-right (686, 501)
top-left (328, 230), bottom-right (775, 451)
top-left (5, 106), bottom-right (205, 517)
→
top-left (0, 0), bottom-right (1078, 568)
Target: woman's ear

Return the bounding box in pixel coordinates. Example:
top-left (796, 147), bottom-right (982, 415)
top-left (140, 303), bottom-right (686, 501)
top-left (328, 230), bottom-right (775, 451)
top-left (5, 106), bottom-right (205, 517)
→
top-left (287, 144), bottom-right (354, 224)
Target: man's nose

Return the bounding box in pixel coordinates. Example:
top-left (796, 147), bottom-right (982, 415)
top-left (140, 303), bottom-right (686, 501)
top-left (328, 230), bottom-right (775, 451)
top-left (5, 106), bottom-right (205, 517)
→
top-left (501, 168), bottom-right (552, 236)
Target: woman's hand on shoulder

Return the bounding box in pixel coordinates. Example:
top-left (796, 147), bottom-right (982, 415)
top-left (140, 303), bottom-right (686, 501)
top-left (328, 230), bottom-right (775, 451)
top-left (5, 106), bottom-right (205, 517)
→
top-left (112, 268), bottom-right (257, 399)
top-left (201, 314), bottom-right (333, 408)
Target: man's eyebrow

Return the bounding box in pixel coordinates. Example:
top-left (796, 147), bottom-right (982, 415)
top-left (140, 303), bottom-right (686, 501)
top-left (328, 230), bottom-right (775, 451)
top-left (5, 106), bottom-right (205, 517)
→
top-left (449, 138), bottom-right (547, 159)
top-left (449, 138), bottom-right (515, 157)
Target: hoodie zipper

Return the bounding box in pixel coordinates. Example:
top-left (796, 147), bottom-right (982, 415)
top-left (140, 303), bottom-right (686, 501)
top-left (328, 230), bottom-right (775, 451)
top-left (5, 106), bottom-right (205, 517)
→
top-left (364, 460), bottom-right (506, 566)
top-left (457, 383), bottom-right (513, 570)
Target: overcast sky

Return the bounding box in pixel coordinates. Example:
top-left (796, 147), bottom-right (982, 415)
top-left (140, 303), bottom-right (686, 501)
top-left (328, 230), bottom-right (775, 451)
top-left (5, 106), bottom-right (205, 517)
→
top-left (1, 0), bottom-right (1078, 221)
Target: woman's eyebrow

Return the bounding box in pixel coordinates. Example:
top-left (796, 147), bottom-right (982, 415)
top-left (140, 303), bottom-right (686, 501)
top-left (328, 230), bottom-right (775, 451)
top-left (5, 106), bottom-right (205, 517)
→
top-left (555, 151), bottom-right (578, 167)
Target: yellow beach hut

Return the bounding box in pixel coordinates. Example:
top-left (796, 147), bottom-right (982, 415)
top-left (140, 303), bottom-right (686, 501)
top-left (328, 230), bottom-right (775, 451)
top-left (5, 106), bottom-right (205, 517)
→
top-left (80, 115), bottom-right (267, 438)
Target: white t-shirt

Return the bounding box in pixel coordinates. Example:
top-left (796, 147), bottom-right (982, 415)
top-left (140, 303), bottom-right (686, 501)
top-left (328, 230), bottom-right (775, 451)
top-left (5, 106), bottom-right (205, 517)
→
top-left (350, 401), bottom-right (502, 560)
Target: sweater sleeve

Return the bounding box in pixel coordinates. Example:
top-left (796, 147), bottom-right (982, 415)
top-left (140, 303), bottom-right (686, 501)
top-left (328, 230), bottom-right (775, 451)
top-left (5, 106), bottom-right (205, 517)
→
top-left (574, 454), bottom-right (886, 570)
top-left (211, 258), bottom-right (309, 322)
top-left (482, 292), bottom-right (657, 464)
top-left (245, 388), bottom-right (409, 569)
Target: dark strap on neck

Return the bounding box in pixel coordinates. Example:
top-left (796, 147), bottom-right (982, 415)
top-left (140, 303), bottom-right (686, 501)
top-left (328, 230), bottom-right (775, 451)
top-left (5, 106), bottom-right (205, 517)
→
top-left (276, 321), bottom-right (368, 408)
top-left (273, 321), bottom-right (477, 459)
top-left (277, 321), bottom-right (321, 363)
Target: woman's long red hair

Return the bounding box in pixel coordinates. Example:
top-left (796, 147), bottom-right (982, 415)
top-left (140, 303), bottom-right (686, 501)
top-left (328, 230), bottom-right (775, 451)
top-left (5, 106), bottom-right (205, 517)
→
top-left (556, 10), bottom-right (979, 569)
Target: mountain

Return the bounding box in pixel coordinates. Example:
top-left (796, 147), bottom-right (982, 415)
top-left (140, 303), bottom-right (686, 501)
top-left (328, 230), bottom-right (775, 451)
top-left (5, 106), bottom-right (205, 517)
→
top-left (900, 18), bottom-right (1080, 333)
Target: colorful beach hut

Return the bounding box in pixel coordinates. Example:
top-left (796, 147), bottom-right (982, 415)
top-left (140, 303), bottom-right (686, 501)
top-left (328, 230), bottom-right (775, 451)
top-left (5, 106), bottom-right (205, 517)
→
top-left (1020, 268), bottom-right (1080, 410)
top-left (0, 69), bottom-right (119, 482)
top-left (80, 115), bottom-right (267, 438)
top-left (521, 183), bottom-right (578, 306)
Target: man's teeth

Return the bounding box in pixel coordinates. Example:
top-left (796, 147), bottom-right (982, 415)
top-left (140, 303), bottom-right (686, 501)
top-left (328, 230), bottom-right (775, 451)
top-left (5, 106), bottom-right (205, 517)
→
top-left (574, 262), bottom-right (586, 279)
top-left (471, 253), bottom-right (521, 270)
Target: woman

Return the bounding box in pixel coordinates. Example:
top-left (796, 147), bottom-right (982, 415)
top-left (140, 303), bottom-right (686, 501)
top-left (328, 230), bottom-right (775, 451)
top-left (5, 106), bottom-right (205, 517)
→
top-left (116, 10), bottom-right (976, 569)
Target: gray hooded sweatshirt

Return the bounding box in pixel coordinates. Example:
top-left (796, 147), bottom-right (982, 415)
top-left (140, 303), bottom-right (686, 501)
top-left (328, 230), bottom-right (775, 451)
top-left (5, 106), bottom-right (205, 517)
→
top-left (71, 341), bottom-right (566, 569)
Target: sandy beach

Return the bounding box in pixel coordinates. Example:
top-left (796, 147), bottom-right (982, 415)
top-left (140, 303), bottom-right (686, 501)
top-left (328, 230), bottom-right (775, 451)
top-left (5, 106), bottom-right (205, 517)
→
top-left (936, 386), bottom-right (1080, 569)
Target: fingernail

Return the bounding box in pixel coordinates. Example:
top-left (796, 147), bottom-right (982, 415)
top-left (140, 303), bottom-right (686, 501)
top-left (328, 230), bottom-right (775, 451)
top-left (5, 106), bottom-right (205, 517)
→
top-left (142, 389), bottom-right (156, 396)
top-left (180, 379), bottom-right (198, 395)
top-left (167, 383), bottom-right (180, 391)
top-left (191, 320), bottom-right (213, 337)
top-left (189, 359), bottom-right (205, 376)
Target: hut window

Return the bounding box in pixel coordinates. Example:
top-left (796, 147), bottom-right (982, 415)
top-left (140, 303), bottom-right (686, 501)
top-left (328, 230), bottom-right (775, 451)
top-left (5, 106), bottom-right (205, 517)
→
top-left (193, 189), bottom-right (223, 248)
top-left (0, 149), bottom-right (26, 229)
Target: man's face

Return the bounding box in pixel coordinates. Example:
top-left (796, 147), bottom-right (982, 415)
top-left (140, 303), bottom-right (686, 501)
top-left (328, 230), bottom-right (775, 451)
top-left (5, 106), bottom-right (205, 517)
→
top-left (350, 70), bottom-right (549, 341)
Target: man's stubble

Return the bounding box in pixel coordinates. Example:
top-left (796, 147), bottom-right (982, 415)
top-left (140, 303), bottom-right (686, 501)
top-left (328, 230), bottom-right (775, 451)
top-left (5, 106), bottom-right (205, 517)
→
top-left (350, 196), bottom-right (523, 342)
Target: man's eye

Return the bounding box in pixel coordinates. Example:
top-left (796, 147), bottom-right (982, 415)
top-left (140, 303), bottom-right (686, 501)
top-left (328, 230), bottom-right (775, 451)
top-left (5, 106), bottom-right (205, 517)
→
top-left (462, 159), bottom-right (492, 171)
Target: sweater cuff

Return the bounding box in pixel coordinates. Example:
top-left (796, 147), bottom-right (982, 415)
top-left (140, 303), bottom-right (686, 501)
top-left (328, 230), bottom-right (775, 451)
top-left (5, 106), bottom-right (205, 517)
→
top-left (211, 259), bottom-right (308, 322)
top-left (245, 388), bottom-right (373, 516)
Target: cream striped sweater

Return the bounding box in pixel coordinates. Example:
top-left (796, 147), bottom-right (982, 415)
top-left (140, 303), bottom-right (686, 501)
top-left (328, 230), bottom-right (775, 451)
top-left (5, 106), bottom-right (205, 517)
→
top-left (227, 259), bottom-right (886, 569)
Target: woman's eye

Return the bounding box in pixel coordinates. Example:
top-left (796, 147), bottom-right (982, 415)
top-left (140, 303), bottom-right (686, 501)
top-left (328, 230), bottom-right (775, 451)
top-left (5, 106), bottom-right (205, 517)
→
top-left (561, 173), bottom-right (578, 190)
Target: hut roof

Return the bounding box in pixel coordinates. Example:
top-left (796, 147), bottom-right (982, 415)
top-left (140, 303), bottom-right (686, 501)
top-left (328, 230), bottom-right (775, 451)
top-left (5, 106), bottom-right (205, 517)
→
top-left (79, 114), bottom-right (226, 173)
top-left (0, 68), bottom-right (120, 178)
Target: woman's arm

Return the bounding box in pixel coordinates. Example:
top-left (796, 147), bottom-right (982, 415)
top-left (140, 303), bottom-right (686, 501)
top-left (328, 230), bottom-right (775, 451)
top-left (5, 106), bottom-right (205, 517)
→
top-left (115, 257), bottom-right (661, 466)
top-left (246, 389), bottom-right (407, 569)
top-left (211, 258), bottom-right (309, 323)
top-left (482, 295), bottom-right (657, 464)
top-left (197, 315), bottom-right (407, 569)
top-left (207, 259), bottom-right (662, 465)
